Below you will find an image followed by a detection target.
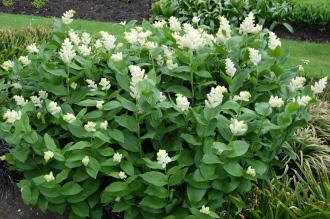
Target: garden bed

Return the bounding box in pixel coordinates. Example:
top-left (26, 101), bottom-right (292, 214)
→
top-left (0, 0), bottom-right (154, 22)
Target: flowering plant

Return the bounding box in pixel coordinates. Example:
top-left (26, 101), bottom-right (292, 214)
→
top-left (0, 10), bottom-right (327, 219)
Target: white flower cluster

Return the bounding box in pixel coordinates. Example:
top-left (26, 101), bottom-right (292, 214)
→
top-left (169, 16), bottom-right (181, 32)
top-left (13, 95), bottom-right (28, 106)
top-left (124, 27), bottom-right (152, 46)
top-left (68, 29), bottom-right (80, 45)
top-left (30, 95), bottom-right (43, 108)
top-left (157, 150), bottom-right (171, 168)
top-left (100, 31), bottom-right (117, 50)
top-left (63, 113), bottom-right (76, 123)
top-left (290, 76), bottom-right (306, 91)
top-left (269, 96), bottom-right (284, 108)
top-left (78, 44), bottom-right (91, 57)
top-left (205, 85), bottom-right (227, 108)
top-left (239, 12), bottom-right (262, 35)
top-left (111, 52), bottom-right (123, 62)
top-left (268, 31), bottom-right (281, 50)
top-left (199, 205), bottom-right (210, 215)
top-left (173, 23), bottom-right (208, 50)
top-left (18, 56), bottom-right (31, 66)
top-left (118, 171), bottom-right (127, 180)
top-left (44, 171), bottom-right (55, 182)
top-left (246, 166), bottom-right (256, 177)
top-left (26, 43), bottom-right (39, 53)
top-left (48, 101), bottom-right (62, 115)
top-left (44, 150), bottom-right (54, 162)
top-left (62, 10), bottom-right (75, 25)
top-left (100, 121), bottom-right (108, 130)
top-left (248, 48), bottom-right (262, 66)
top-left (233, 91), bottom-right (251, 102)
top-left (3, 109), bottom-right (22, 124)
top-left (84, 121), bottom-right (96, 132)
top-left (86, 79), bottom-right (98, 91)
top-left (311, 77), bottom-right (328, 94)
top-left (216, 16), bottom-right (231, 43)
top-left (296, 96), bottom-right (311, 106)
top-left (82, 156), bottom-right (90, 166)
top-left (229, 119), bottom-right (248, 135)
top-left (113, 152), bottom-right (123, 163)
top-left (176, 94), bottom-right (190, 111)
top-left (59, 38), bottom-right (76, 64)
top-left (153, 20), bottom-right (167, 29)
top-left (1, 60), bottom-right (14, 71)
top-left (128, 65), bottom-right (147, 99)
top-left (225, 58), bottom-right (236, 77)
top-left (162, 45), bottom-right (178, 70)
top-left (99, 78), bottom-right (111, 91)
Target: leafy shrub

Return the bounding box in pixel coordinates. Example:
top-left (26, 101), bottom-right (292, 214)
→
top-left (0, 10), bottom-right (328, 219)
top-left (31, 0), bottom-right (48, 9)
top-left (152, 0), bottom-right (293, 33)
top-left (2, 0), bottom-right (13, 8)
top-left (289, 0), bottom-right (330, 28)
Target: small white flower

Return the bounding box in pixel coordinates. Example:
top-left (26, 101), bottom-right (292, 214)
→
top-left (63, 113), bottom-right (76, 123)
top-left (44, 151), bottom-right (54, 162)
top-left (70, 82), bottom-right (78, 90)
top-left (44, 171), bottom-right (55, 182)
top-left (0, 155), bottom-right (6, 161)
top-left (59, 38), bottom-right (76, 64)
top-left (78, 44), bottom-right (91, 57)
top-left (38, 90), bottom-right (48, 99)
top-left (18, 56), bottom-right (31, 66)
top-left (118, 171), bottom-right (127, 180)
top-left (99, 78), bottom-right (111, 91)
top-left (68, 30), bottom-right (80, 45)
top-left (13, 95), bottom-right (28, 106)
top-left (26, 43), bottom-right (39, 53)
top-left (94, 39), bottom-right (103, 49)
top-left (205, 85), bottom-right (227, 108)
top-left (199, 205), bottom-right (210, 215)
top-left (159, 92), bottom-right (166, 102)
top-left (216, 16), bottom-right (231, 43)
top-left (100, 31), bottom-right (116, 50)
top-left (298, 65), bottom-right (304, 72)
top-left (176, 94), bottom-right (190, 111)
top-left (239, 12), bottom-right (262, 35)
top-left (12, 82), bottom-right (22, 89)
top-left (169, 16), bottom-right (181, 32)
top-left (157, 150), bottom-right (171, 168)
top-left (153, 20), bottom-right (166, 29)
top-left (290, 76), bottom-right (306, 91)
top-left (268, 32), bottom-right (281, 50)
top-left (100, 121), bottom-right (108, 130)
top-left (192, 16), bottom-right (200, 24)
top-left (145, 41), bottom-right (157, 50)
top-left (113, 152), bottom-right (123, 163)
top-left (173, 24), bottom-right (206, 50)
top-left (129, 65), bottom-right (147, 99)
top-left (37, 112), bottom-right (42, 119)
top-left (86, 79), bottom-right (98, 91)
top-left (233, 91), bottom-right (251, 102)
top-left (62, 10), bottom-right (75, 25)
top-left (96, 100), bottom-right (104, 110)
top-left (166, 59), bottom-right (178, 70)
top-left (3, 109), bottom-right (22, 124)
top-left (111, 52), bottom-right (123, 62)
top-left (246, 166), bottom-right (256, 177)
top-left (48, 101), bottom-right (62, 115)
top-left (311, 77), bottom-right (328, 94)
top-left (1, 60), bottom-right (14, 71)
top-left (120, 21), bottom-right (126, 25)
top-left (229, 119), bottom-right (248, 135)
top-left (84, 121), bottom-right (97, 132)
top-left (269, 96), bottom-right (284, 108)
top-left (82, 156), bottom-right (90, 166)
top-left (81, 32), bottom-right (91, 45)
top-left (30, 96), bottom-right (43, 108)
top-left (248, 48), bottom-right (261, 66)
top-left (225, 58), bottom-right (236, 77)
top-left (296, 96), bottom-right (312, 106)
top-left (156, 55), bottom-right (164, 66)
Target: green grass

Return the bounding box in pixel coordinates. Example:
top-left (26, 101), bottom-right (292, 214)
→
top-left (0, 12), bottom-right (329, 78)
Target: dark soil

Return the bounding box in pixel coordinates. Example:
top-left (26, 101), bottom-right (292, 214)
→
top-left (275, 23), bottom-right (330, 43)
top-left (0, 0), bottom-right (154, 22)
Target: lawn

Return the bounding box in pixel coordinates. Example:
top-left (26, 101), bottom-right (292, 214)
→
top-left (0, 12), bottom-right (329, 78)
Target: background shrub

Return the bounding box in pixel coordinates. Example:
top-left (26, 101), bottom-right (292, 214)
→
top-left (2, 0), bottom-right (13, 8)
top-left (31, 0), bottom-right (48, 9)
top-left (0, 11), bottom-right (327, 219)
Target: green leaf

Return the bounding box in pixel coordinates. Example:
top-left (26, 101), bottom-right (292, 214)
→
top-left (223, 161), bottom-right (244, 177)
top-left (44, 134), bottom-right (57, 151)
top-left (109, 129), bottom-right (124, 143)
top-left (72, 201), bottom-right (89, 218)
top-left (61, 181), bottom-right (83, 196)
top-left (277, 112), bottom-right (292, 128)
top-left (141, 171), bottom-right (167, 187)
top-left (165, 85), bottom-right (192, 98)
top-left (86, 157), bottom-right (101, 179)
top-left (105, 182), bottom-right (128, 193)
top-left (43, 64), bottom-right (67, 77)
top-left (103, 100), bottom-right (122, 110)
top-left (140, 196), bottom-right (167, 209)
top-left (115, 115), bottom-right (139, 132)
top-left (55, 169), bottom-right (70, 183)
top-left (255, 102), bottom-right (272, 116)
top-left (226, 141), bottom-right (250, 158)
top-left (180, 133), bottom-right (201, 146)
top-left (187, 185), bottom-right (206, 203)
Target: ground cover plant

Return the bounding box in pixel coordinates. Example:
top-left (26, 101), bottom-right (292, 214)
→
top-left (152, 0), bottom-right (293, 33)
top-left (0, 10), bottom-right (328, 219)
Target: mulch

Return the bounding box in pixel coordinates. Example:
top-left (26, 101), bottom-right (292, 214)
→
top-left (0, 0), bottom-right (154, 22)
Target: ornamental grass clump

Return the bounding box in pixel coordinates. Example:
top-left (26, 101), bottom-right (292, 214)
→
top-left (0, 10), bottom-right (328, 219)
